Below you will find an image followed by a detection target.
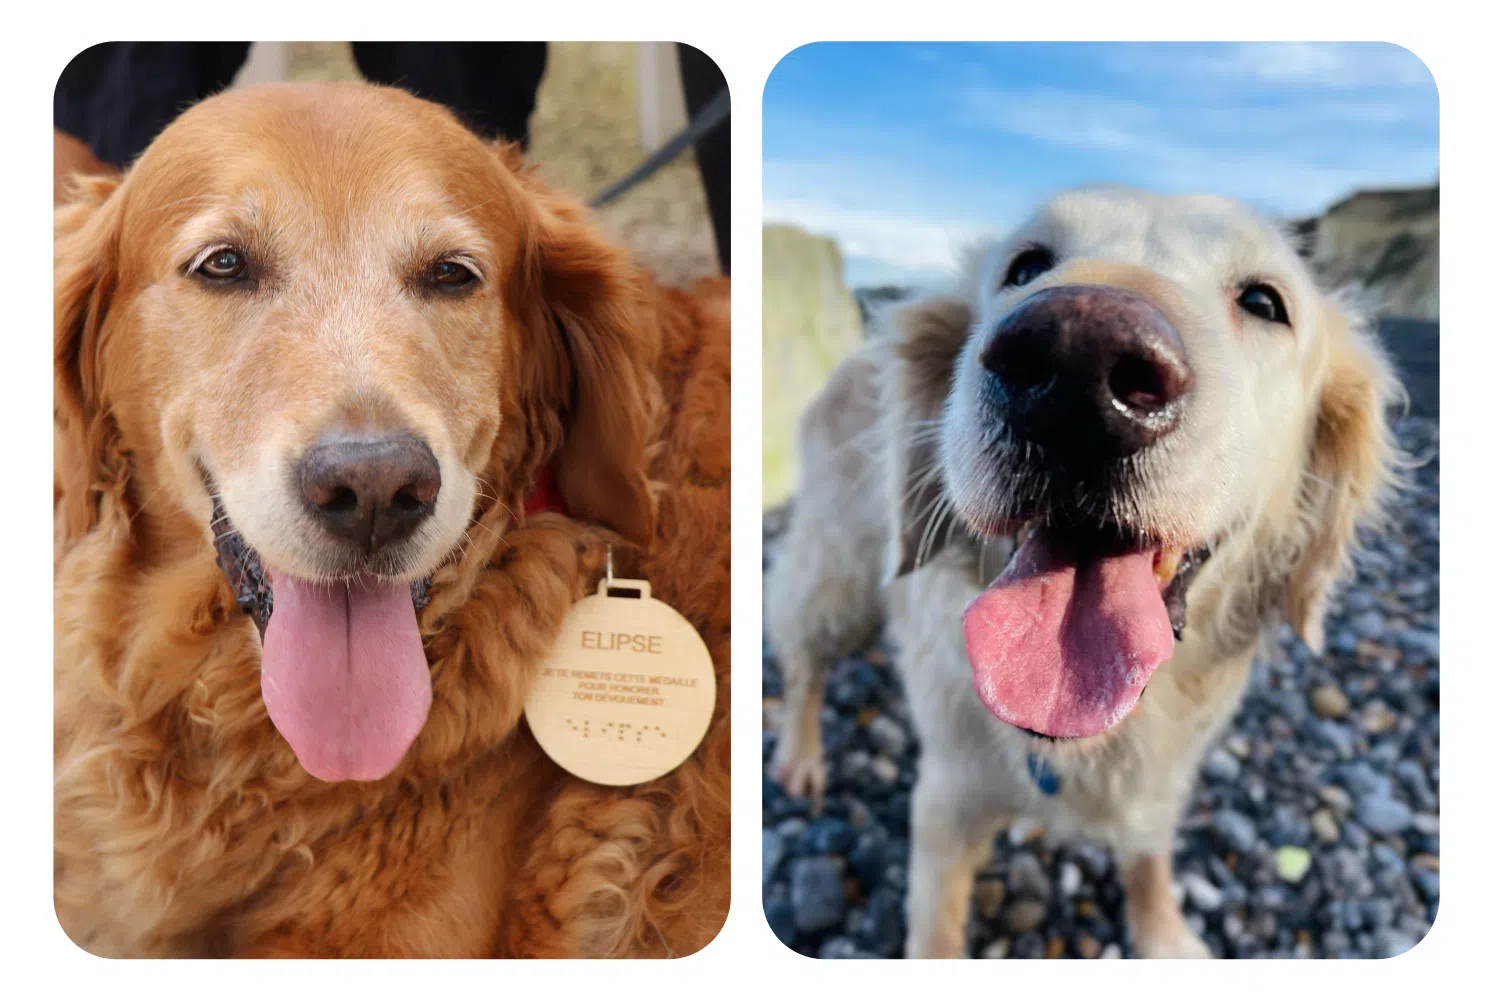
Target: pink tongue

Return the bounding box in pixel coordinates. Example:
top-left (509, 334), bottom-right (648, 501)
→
top-left (260, 573), bottom-right (432, 782)
top-left (962, 532), bottom-right (1174, 738)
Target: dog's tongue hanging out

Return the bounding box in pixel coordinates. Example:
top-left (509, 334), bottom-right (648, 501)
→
top-left (259, 573), bottom-right (432, 782)
top-left (962, 530), bottom-right (1174, 738)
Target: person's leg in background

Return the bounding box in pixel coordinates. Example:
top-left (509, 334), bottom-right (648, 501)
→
top-left (351, 42), bottom-right (548, 149)
top-left (676, 44), bottom-right (730, 276)
top-left (54, 41), bottom-right (548, 174)
top-left (54, 42), bottom-right (252, 170)
top-left (55, 42), bottom-right (726, 275)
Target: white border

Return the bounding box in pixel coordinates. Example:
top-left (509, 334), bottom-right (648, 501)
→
top-left (4, 3), bottom-right (1488, 996)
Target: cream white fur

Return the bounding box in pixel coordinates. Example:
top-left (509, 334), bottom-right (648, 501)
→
top-left (767, 185), bottom-right (1400, 959)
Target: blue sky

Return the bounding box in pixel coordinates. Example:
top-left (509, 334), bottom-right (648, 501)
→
top-left (763, 42), bottom-right (1439, 288)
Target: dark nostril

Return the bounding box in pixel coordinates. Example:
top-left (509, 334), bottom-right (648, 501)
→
top-left (390, 486), bottom-right (425, 513)
top-left (1109, 355), bottom-right (1170, 412)
top-left (980, 284), bottom-right (1194, 460)
top-left (321, 486), bottom-right (360, 516)
top-left (985, 333), bottom-right (1054, 395)
top-left (297, 433), bottom-right (441, 551)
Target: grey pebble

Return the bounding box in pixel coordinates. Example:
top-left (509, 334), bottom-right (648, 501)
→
top-left (1003, 899), bottom-right (1048, 934)
top-left (839, 750), bottom-right (871, 781)
top-left (1057, 861), bottom-right (1082, 898)
top-left (1338, 762), bottom-right (1394, 799)
top-left (1203, 748), bottom-right (1241, 782)
top-left (1180, 871), bottom-right (1224, 912)
top-left (1398, 627), bottom-right (1441, 663)
top-left (1312, 809), bottom-right (1341, 843)
top-left (868, 755), bottom-right (901, 785)
top-left (817, 937), bottom-right (879, 960)
top-left (1372, 928), bottom-right (1419, 959)
top-left (1008, 852), bottom-right (1053, 902)
top-left (866, 715), bottom-right (909, 758)
top-left (1356, 796), bottom-right (1413, 836)
top-left (790, 857), bottom-right (847, 934)
top-left (1214, 809), bottom-right (1259, 853)
top-left (1011, 932), bottom-right (1046, 959)
top-left (777, 817), bottom-right (808, 840)
top-left (1350, 610), bottom-right (1387, 640)
top-left (1319, 785), bottom-right (1354, 813)
top-left (1312, 720), bottom-right (1356, 757)
top-left (763, 829), bottom-right (785, 887)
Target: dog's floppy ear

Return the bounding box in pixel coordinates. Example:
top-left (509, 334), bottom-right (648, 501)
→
top-left (879, 293), bottom-right (974, 583)
top-left (507, 163), bottom-right (658, 547)
top-left (1285, 302), bottom-right (1401, 652)
top-left (54, 171), bottom-right (126, 545)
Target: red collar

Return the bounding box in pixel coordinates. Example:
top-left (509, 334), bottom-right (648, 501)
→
top-left (522, 462), bottom-right (570, 518)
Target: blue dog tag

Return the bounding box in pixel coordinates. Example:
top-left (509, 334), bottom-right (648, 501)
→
top-left (1027, 753), bottom-right (1061, 797)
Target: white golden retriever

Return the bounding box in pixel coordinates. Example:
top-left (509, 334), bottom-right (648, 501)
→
top-left (766, 186), bottom-right (1399, 958)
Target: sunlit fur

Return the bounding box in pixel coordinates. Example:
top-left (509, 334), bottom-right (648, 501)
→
top-left (767, 186), bottom-right (1399, 957)
top-left (54, 83), bottom-right (730, 958)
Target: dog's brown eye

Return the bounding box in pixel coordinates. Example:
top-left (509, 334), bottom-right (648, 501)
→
top-left (1004, 247), bottom-right (1056, 288)
top-left (431, 260), bottom-right (477, 288)
top-left (196, 248), bottom-right (248, 281)
top-left (1237, 283), bottom-right (1290, 325)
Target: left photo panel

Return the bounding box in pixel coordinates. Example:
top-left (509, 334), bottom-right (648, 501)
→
top-left (52, 41), bottom-right (731, 958)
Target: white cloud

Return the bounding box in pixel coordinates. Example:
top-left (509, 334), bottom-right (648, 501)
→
top-left (955, 87), bottom-right (1161, 153)
top-left (1199, 42), bottom-right (1435, 89)
top-left (955, 83), bottom-right (1430, 161)
top-left (950, 84), bottom-right (1437, 217)
top-left (1102, 42), bottom-right (1435, 91)
top-left (761, 43), bottom-right (1438, 281)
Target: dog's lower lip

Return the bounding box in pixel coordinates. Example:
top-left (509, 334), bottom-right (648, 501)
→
top-left (1019, 727), bottom-right (1075, 743)
top-left (208, 498), bottom-right (432, 637)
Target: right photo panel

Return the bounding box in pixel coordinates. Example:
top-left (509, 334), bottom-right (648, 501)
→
top-left (761, 41), bottom-right (1439, 960)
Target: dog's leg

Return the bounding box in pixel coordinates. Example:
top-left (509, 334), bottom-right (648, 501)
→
top-left (905, 766), bottom-right (1008, 958)
top-left (766, 344), bottom-right (887, 809)
top-left (1122, 853), bottom-right (1211, 958)
top-left (770, 645), bottom-right (831, 806)
top-left (765, 547), bottom-right (881, 811)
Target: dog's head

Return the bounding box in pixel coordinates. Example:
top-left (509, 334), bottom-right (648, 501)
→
top-left (54, 83), bottom-right (658, 781)
top-left (883, 186), bottom-right (1398, 741)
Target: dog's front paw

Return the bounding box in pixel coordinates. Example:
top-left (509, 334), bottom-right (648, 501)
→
top-left (1133, 926), bottom-right (1213, 959)
top-left (772, 745), bottom-right (827, 808)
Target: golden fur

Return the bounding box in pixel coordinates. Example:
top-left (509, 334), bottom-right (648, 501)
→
top-left (767, 187), bottom-right (1398, 957)
top-left (54, 83), bottom-right (729, 958)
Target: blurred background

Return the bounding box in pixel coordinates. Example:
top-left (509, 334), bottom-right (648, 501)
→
top-left (263, 42), bottom-right (719, 286)
top-left (761, 42), bottom-right (1440, 960)
top-left (58, 41), bottom-right (721, 288)
top-left (762, 41), bottom-right (1438, 505)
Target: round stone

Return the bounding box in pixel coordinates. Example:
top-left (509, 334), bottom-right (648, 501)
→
top-left (1180, 872), bottom-right (1224, 912)
top-left (1003, 899), bottom-right (1049, 934)
top-left (1356, 796), bottom-right (1413, 836)
top-left (1311, 684), bottom-right (1351, 718)
top-left (1312, 809), bottom-right (1341, 843)
top-left (1275, 846), bottom-right (1313, 883)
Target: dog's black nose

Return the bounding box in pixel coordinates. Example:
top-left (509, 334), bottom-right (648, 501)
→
top-left (980, 285), bottom-right (1194, 461)
top-left (298, 434), bottom-right (441, 552)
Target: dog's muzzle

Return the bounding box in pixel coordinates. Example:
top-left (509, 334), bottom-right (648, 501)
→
top-left (979, 284), bottom-right (1194, 466)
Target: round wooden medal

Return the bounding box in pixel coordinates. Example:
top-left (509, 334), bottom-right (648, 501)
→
top-left (524, 577), bottom-right (716, 786)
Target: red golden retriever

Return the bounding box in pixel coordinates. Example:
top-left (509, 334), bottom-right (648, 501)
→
top-left (53, 82), bottom-right (730, 958)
